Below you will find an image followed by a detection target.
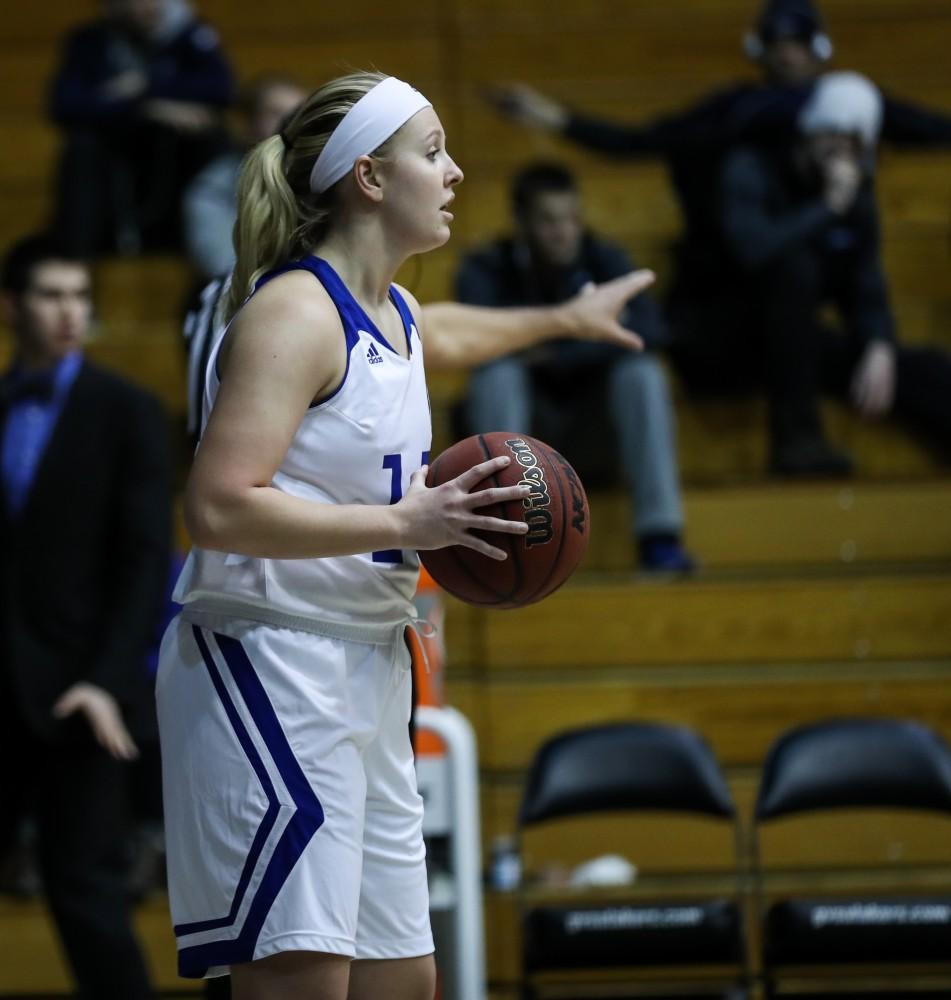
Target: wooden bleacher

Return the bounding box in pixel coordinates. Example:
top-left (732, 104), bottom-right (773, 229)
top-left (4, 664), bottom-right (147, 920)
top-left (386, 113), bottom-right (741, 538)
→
top-left (1, 0), bottom-right (951, 996)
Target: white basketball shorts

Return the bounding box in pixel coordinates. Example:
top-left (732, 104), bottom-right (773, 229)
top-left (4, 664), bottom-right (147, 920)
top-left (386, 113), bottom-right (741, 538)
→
top-left (156, 610), bottom-right (433, 979)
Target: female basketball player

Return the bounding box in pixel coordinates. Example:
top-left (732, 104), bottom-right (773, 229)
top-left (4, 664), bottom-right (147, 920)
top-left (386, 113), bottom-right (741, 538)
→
top-left (157, 71), bottom-right (652, 1000)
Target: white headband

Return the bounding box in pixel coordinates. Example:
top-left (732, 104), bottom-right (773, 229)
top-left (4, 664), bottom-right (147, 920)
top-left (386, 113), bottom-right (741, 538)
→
top-left (308, 77), bottom-right (432, 195)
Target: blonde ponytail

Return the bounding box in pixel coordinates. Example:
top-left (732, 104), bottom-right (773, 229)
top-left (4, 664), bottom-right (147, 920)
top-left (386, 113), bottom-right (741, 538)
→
top-left (226, 135), bottom-right (296, 321)
top-left (223, 70), bottom-right (389, 324)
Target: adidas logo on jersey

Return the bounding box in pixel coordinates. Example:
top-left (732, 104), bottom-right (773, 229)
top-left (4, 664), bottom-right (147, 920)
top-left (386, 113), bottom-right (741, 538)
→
top-left (367, 342), bottom-right (384, 365)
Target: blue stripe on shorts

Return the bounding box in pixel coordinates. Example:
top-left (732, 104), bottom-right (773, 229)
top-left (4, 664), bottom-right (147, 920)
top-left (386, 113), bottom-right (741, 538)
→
top-left (176, 627), bottom-right (325, 978)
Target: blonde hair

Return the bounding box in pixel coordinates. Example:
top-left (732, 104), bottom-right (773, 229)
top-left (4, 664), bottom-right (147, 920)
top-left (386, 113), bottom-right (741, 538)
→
top-left (225, 70), bottom-right (390, 323)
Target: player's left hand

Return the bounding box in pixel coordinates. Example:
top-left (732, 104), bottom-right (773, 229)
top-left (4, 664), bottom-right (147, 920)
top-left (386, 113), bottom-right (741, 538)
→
top-left (52, 682), bottom-right (139, 761)
top-left (851, 340), bottom-right (896, 418)
top-left (558, 271), bottom-right (653, 351)
top-left (397, 458), bottom-right (531, 560)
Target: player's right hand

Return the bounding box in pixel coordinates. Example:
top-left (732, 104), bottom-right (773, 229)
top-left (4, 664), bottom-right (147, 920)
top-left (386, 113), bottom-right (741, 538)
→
top-left (396, 457), bottom-right (530, 560)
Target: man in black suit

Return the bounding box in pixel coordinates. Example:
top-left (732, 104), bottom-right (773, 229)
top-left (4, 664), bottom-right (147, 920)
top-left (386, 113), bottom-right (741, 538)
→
top-left (0, 234), bottom-right (171, 999)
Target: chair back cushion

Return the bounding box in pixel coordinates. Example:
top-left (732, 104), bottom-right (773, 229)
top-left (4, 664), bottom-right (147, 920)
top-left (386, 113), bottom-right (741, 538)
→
top-left (756, 719), bottom-right (951, 820)
top-left (520, 722), bottom-right (734, 827)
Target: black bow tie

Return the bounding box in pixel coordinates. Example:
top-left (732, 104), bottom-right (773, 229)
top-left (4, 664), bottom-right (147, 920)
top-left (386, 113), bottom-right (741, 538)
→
top-left (0, 372), bottom-right (56, 407)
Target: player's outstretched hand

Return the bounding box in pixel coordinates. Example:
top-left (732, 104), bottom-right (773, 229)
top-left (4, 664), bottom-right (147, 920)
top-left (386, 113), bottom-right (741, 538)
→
top-left (396, 457), bottom-right (530, 560)
top-left (482, 83), bottom-right (569, 132)
top-left (558, 270), bottom-right (654, 351)
top-left (53, 682), bottom-right (139, 761)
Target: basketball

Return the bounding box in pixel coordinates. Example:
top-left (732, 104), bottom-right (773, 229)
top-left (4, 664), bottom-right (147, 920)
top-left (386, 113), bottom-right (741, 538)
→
top-left (420, 432), bottom-right (590, 608)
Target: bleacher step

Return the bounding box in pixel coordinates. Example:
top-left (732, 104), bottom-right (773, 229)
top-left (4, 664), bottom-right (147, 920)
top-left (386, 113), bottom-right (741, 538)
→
top-left (448, 658), bottom-right (951, 773)
top-left (588, 479), bottom-right (951, 571)
top-left (443, 571), bottom-right (951, 670)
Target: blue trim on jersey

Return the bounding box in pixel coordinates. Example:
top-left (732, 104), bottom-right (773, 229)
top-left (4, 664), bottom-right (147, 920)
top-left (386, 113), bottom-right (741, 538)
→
top-left (301, 255), bottom-right (410, 359)
top-left (388, 284), bottom-right (416, 355)
top-left (244, 255), bottom-right (416, 409)
top-left (217, 259), bottom-right (362, 407)
top-left (176, 628), bottom-right (325, 979)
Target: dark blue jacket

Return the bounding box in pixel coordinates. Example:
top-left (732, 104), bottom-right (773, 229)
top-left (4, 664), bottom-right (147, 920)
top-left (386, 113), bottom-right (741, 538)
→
top-left (50, 16), bottom-right (234, 127)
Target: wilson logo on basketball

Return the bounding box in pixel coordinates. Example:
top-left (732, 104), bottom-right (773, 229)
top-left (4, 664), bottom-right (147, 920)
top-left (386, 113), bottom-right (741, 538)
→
top-left (504, 437), bottom-right (554, 548)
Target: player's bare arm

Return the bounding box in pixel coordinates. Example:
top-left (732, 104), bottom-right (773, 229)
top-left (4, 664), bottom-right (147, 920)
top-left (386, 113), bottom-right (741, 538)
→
top-left (413, 269), bottom-right (654, 370)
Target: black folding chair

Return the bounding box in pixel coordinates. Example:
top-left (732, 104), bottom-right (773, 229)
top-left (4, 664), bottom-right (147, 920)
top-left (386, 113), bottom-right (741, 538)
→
top-left (752, 718), bottom-right (951, 997)
top-left (517, 721), bottom-right (747, 999)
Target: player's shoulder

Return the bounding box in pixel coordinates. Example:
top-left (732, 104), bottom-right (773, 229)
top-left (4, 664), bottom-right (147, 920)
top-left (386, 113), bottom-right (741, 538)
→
top-left (221, 270), bottom-right (345, 385)
top-left (235, 269), bottom-right (342, 340)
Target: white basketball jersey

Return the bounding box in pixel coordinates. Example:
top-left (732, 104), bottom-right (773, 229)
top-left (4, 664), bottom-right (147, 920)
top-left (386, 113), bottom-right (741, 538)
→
top-left (174, 256), bottom-right (432, 629)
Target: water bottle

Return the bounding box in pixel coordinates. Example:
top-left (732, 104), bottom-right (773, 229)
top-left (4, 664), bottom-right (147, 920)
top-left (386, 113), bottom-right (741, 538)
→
top-left (488, 835), bottom-right (521, 891)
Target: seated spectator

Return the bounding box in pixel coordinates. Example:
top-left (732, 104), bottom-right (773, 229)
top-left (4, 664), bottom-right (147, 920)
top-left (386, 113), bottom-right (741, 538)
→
top-left (50, 0), bottom-right (235, 256)
top-left (0, 233), bottom-right (171, 998)
top-left (672, 72), bottom-right (951, 474)
top-left (457, 163), bottom-right (694, 573)
top-left (184, 74), bottom-right (306, 281)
